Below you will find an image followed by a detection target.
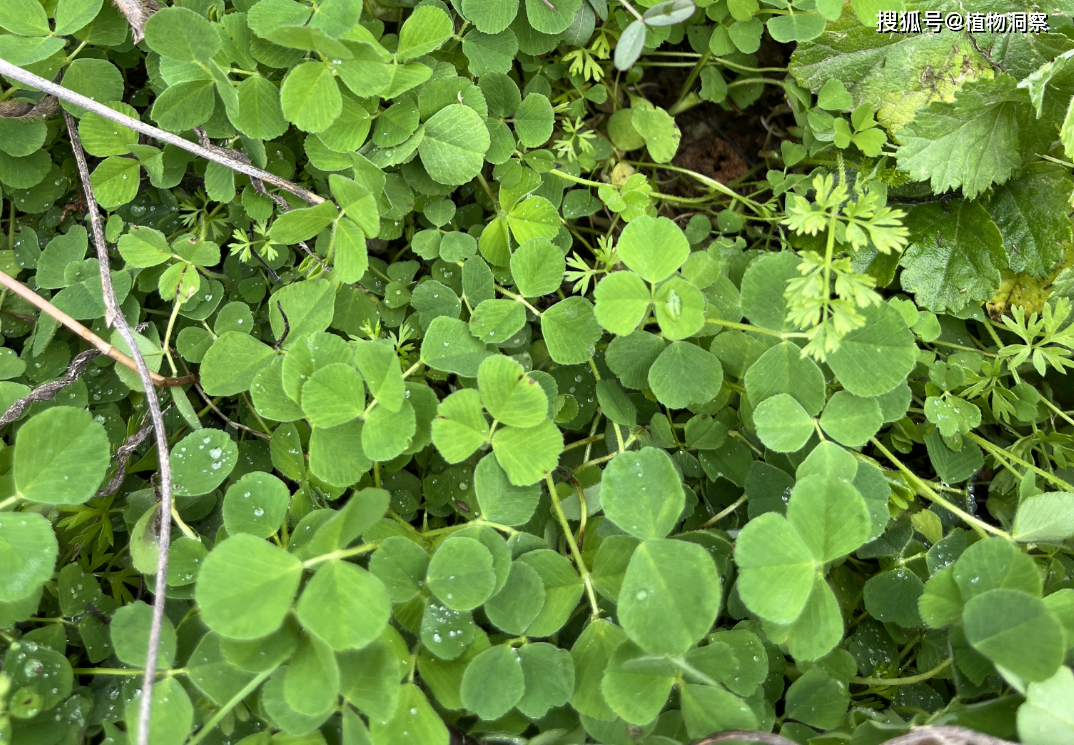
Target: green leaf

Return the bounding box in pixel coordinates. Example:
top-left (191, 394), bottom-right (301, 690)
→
top-left (1018, 666), bottom-right (1074, 745)
top-left (0, 512), bottom-right (57, 602)
top-left (964, 589), bottom-right (1065, 683)
top-left (460, 644), bottom-right (526, 719)
top-left (484, 560), bottom-right (546, 634)
top-left (631, 104), bottom-right (681, 163)
top-left (600, 639), bottom-right (675, 725)
top-left (431, 389), bottom-right (490, 463)
top-left (271, 201), bottom-right (340, 244)
top-left (654, 276), bottom-right (706, 340)
top-left (111, 600), bottom-right (176, 669)
top-left (744, 341), bottom-right (826, 416)
top-left (827, 301), bottom-right (916, 396)
top-left (525, 0), bottom-right (582, 34)
top-left (124, 677), bottom-right (193, 745)
top-left (90, 156), bottom-right (141, 210)
top-left (648, 341), bottom-right (724, 409)
top-left (144, 7), bottom-right (222, 63)
top-left (510, 237), bottom-right (565, 297)
top-left (285, 632), bottom-right (340, 716)
top-left (541, 297), bottom-right (601, 365)
top-left (396, 5), bottom-right (454, 62)
top-left (281, 62), bottom-right (342, 133)
top-left (863, 568), bottom-right (924, 628)
top-left (296, 560), bottom-right (390, 651)
top-left (1013, 492), bottom-right (1074, 544)
top-left (474, 453), bottom-right (541, 526)
top-left (0, 117), bottom-right (47, 159)
top-left (200, 331), bottom-right (276, 396)
top-left (896, 77), bottom-right (1023, 200)
top-left (767, 12), bottom-right (826, 43)
top-left (223, 471), bottom-right (290, 539)
top-left (270, 279), bottom-right (336, 349)
top-left (985, 162), bottom-right (1073, 277)
top-left (170, 429), bottom-right (238, 497)
top-left (478, 354), bottom-right (549, 428)
top-left (517, 642), bottom-right (574, 718)
top-left (196, 534), bottom-right (303, 639)
top-left (507, 195), bottom-right (560, 244)
top-left (117, 225), bottom-right (172, 268)
top-left (0, 0), bottom-right (50, 35)
top-left (618, 539), bottom-right (721, 655)
top-left (901, 200), bottom-right (1007, 313)
top-left (15, 407), bottom-right (110, 505)
top-left (427, 536), bottom-right (497, 611)
top-left (735, 512), bottom-right (817, 624)
top-left (370, 684), bottom-right (449, 745)
top-left (514, 92), bottom-right (555, 147)
top-left (309, 419), bottom-right (372, 487)
top-left (784, 668), bottom-right (848, 729)
top-left (151, 79), bottom-right (216, 132)
top-left (492, 419), bottom-right (563, 486)
top-left (300, 363), bottom-right (366, 428)
top-left (739, 251), bottom-right (801, 332)
top-left (601, 447), bottom-right (685, 541)
top-left (819, 391), bottom-right (883, 447)
top-left (753, 393), bottom-right (814, 453)
top-left (462, 0), bottom-right (519, 33)
top-left (232, 75), bottom-right (289, 141)
top-left (418, 104), bottom-right (490, 186)
top-left (422, 316), bottom-right (493, 376)
top-left (362, 399), bottom-right (416, 461)
top-left (369, 536), bottom-right (429, 603)
top-left (787, 475), bottom-right (870, 562)
top-left (952, 537), bottom-right (1041, 601)
top-left (616, 216), bottom-right (689, 283)
top-left (615, 20), bottom-right (646, 71)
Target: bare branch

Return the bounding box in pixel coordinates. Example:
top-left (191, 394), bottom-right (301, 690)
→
top-left (111, 0), bottom-right (159, 43)
top-left (0, 59), bottom-right (325, 207)
top-left (0, 270), bottom-right (195, 388)
top-left (64, 111), bottom-right (176, 745)
top-left (0, 349), bottom-right (100, 426)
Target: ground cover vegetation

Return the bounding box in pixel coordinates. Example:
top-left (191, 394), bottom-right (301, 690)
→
top-left (2, 0), bottom-right (1074, 744)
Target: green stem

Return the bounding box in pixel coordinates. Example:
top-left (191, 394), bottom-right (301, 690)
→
top-left (851, 657), bottom-right (952, 687)
top-left (0, 496), bottom-right (18, 511)
top-left (700, 494), bottom-right (747, 529)
top-left (670, 50), bottom-right (711, 115)
top-left (185, 665), bottom-right (277, 745)
top-left (1039, 395), bottom-right (1074, 429)
top-left (726, 77), bottom-right (788, 90)
top-left (869, 437), bottom-right (1010, 539)
top-left (494, 284), bottom-right (543, 317)
top-left (966, 433), bottom-right (1074, 493)
top-left (705, 317), bottom-right (806, 339)
top-left (545, 474), bottom-right (601, 620)
top-left (162, 299), bottom-right (183, 376)
top-left (302, 541), bottom-right (382, 569)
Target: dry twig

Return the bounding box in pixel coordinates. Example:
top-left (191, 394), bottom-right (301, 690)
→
top-left (0, 349), bottom-right (100, 426)
top-left (0, 59), bottom-right (324, 206)
top-left (0, 270), bottom-right (194, 387)
top-left (64, 111), bottom-right (175, 745)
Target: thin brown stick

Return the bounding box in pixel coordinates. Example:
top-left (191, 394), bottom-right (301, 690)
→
top-left (64, 111), bottom-right (175, 745)
top-left (0, 59), bottom-right (324, 207)
top-left (0, 349), bottom-right (100, 426)
top-left (0, 271), bottom-right (193, 387)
